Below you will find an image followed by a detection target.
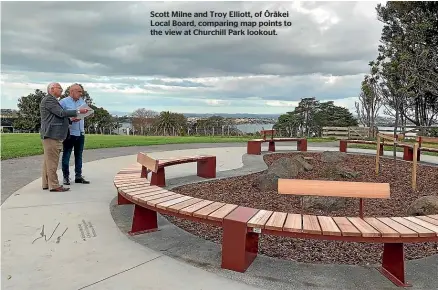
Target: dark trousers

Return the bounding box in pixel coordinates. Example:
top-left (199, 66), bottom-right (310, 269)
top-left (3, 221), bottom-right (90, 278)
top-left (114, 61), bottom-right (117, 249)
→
top-left (62, 134), bottom-right (85, 179)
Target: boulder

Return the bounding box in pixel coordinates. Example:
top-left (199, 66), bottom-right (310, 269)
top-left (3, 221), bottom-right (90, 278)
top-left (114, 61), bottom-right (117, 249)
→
top-left (321, 151), bottom-right (347, 163)
top-left (407, 196), bottom-right (438, 216)
top-left (255, 155), bottom-right (313, 191)
top-left (302, 196), bottom-right (347, 212)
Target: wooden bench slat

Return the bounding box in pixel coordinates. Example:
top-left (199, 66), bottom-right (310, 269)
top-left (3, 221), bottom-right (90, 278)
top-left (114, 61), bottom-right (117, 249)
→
top-left (137, 153), bottom-right (159, 172)
top-left (332, 217), bottom-right (361, 236)
top-left (428, 215), bottom-right (438, 221)
top-left (136, 191), bottom-right (175, 203)
top-left (283, 213), bottom-right (302, 232)
top-left (115, 173), bottom-right (141, 178)
top-left (265, 212), bottom-right (287, 231)
top-left (156, 196), bottom-right (193, 210)
top-left (114, 179), bottom-right (147, 185)
top-left (347, 217), bottom-right (380, 237)
top-left (278, 179), bottom-right (390, 199)
top-left (404, 217), bottom-right (438, 235)
top-left (117, 183), bottom-right (150, 190)
top-left (417, 216), bottom-right (438, 226)
top-left (193, 202), bottom-right (225, 218)
top-left (122, 186), bottom-right (162, 194)
top-left (147, 194), bottom-right (183, 206)
top-left (125, 188), bottom-right (166, 198)
top-left (377, 217), bottom-right (418, 237)
top-left (317, 216), bottom-right (341, 236)
top-left (167, 198), bottom-right (203, 213)
top-left (208, 204), bottom-right (238, 221)
top-left (391, 217), bottom-right (436, 237)
top-left (303, 215), bottom-right (322, 235)
top-left (363, 217), bottom-right (400, 237)
top-left (247, 210), bottom-right (273, 228)
top-left (179, 200), bottom-right (214, 215)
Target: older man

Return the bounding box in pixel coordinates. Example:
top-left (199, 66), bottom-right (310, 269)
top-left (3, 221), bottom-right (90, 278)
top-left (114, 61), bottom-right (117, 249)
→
top-left (60, 84), bottom-right (90, 185)
top-left (40, 82), bottom-right (88, 192)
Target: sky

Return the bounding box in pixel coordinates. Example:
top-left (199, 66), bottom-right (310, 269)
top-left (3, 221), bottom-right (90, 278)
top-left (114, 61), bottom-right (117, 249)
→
top-left (1, 1), bottom-right (385, 116)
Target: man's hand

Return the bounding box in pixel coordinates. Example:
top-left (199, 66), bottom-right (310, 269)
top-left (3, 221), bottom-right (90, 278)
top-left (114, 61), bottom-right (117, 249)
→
top-left (71, 117), bottom-right (81, 122)
top-left (79, 108), bottom-right (88, 114)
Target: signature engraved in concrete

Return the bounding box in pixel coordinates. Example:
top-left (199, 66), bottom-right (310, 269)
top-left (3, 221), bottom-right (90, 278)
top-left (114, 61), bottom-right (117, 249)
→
top-left (78, 224), bottom-right (86, 240)
top-left (82, 219), bottom-right (91, 238)
top-left (88, 221), bottom-right (97, 237)
top-left (32, 222), bottom-right (67, 244)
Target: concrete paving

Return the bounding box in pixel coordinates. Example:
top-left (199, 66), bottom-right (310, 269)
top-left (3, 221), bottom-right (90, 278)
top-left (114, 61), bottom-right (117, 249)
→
top-left (1, 143), bottom-right (437, 290)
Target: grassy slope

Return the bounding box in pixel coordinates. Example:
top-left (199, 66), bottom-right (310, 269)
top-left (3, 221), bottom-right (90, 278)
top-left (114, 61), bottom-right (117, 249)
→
top-left (0, 133), bottom-right (334, 160)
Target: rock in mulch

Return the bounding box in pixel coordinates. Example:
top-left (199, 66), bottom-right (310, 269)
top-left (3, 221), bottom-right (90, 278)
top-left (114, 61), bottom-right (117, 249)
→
top-left (168, 152), bottom-right (438, 265)
top-left (407, 195), bottom-right (438, 216)
top-left (320, 151), bottom-right (347, 163)
top-left (302, 196), bottom-right (347, 212)
top-left (255, 155), bottom-right (312, 191)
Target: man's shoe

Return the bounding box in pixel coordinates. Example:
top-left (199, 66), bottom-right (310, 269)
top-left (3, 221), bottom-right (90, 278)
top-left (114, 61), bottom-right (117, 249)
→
top-left (63, 177), bottom-right (70, 185)
top-left (75, 176), bottom-right (90, 184)
top-left (43, 187), bottom-right (48, 190)
top-left (50, 186), bottom-right (70, 192)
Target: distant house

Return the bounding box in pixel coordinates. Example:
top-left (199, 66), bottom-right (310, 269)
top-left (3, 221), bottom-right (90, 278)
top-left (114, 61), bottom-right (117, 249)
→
top-left (115, 121), bottom-right (134, 135)
top-left (1, 109), bottom-right (18, 133)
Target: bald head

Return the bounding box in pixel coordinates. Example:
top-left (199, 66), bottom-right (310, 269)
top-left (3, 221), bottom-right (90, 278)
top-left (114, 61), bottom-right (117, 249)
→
top-left (47, 82), bottom-right (63, 98)
top-left (69, 84), bottom-right (83, 100)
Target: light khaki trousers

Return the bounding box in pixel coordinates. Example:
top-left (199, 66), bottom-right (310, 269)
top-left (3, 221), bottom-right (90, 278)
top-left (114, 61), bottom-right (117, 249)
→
top-left (42, 138), bottom-right (63, 190)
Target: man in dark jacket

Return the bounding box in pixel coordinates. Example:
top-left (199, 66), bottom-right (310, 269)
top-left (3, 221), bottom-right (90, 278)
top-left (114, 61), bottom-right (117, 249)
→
top-left (40, 82), bottom-right (88, 192)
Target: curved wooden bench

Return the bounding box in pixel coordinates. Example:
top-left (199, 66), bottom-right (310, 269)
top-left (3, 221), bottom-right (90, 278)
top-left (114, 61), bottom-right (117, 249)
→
top-left (137, 152), bottom-right (216, 187)
top-left (247, 138), bottom-right (307, 155)
top-left (114, 165), bottom-right (438, 288)
top-left (339, 139), bottom-right (384, 156)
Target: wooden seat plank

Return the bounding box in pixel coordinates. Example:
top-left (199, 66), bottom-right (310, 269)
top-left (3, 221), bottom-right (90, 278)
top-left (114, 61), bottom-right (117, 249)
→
top-left (417, 216), bottom-right (438, 226)
top-left (404, 217), bottom-right (438, 235)
top-left (247, 210), bottom-right (273, 228)
top-left (194, 202), bottom-right (226, 219)
top-left (147, 194), bottom-right (183, 206)
top-left (265, 212), bottom-right (287, 231)
top-left (283, 213), bottom-right (302, 232)
top-left (391, 217), bottom-right (436, 237)
top-left (428, 215), bottom-right (438, 221)
top-left (118, 183), bottom-right (150, 190)
top-left (208, 204), bottom-right (238, 221)
top-left (363, 217), bottom-right (400, 237)
top-left (303, 215), bottom-right (322, 235)
top-left (156, 196), bottom-right (193, 210)
top-left (114, 180), bottom-right (148, 185)
top-left (377, 217), bottom-right (418, 237)
top-left (347, 217), bottom-right (380, 237)
top-left (136, 192), bottom-right (175, 203)
top-left (332, 217), bottom-right (361, 236)
top-left (123, 186), bottom-right (163, 194)
top-left (317, 216), bottom-right (341, 236)
top-left (278, 179), bottom-right (390, 199)
top-left (179, 200), bottom-right (215, 215)
top-left (167, 198), bottom-right (203, 213)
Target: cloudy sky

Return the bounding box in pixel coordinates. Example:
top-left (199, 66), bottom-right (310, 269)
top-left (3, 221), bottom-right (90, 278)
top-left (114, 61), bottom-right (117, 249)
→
top-left (1, 1), bottom-right (385, 116)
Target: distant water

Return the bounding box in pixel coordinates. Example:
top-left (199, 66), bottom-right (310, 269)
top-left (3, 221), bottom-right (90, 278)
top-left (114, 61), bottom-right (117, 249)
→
top-left (236, 123), bottom-right (276, 133)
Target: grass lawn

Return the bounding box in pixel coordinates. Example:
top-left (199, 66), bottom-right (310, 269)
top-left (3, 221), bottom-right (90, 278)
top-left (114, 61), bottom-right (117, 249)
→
top-left (0, 133), bottom-right (336, 160)
top-left (349, 142), bottom-right (438, 157)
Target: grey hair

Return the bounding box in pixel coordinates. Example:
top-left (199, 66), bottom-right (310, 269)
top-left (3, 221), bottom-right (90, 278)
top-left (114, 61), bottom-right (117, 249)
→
top-left (47, 82), bottom-right (58, 94)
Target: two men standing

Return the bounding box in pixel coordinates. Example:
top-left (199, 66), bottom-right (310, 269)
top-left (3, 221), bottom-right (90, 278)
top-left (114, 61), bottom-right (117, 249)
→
top-left (39, 82), bottom-right (90, 192)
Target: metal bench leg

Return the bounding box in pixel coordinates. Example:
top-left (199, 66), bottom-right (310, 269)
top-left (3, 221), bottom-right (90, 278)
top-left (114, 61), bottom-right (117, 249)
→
top-left (298, 139), bottom-right (307, 151)
top-left (118, 192), bottom-right (132, 205)
top-left (268, 141), bottom-right (275, 152)
top-left (378, 243), bottom-right (411, 287)
top-left (339, 140), bottom-right (347, 152)
top-left (221, 207), bottom-right (259, 272)
top-left (129, 204), bottom-right (158, 235)
top-left (150, 168), bottom-right (166, 187)
top-left (247, 141), bottom-right (262, 155)
top-left (197, 157), bottom-right (216, 178)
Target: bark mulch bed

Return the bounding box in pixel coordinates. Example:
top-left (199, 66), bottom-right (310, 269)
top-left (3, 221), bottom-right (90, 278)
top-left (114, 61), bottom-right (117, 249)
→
top-left (163, 152), bottom-right (438, 265)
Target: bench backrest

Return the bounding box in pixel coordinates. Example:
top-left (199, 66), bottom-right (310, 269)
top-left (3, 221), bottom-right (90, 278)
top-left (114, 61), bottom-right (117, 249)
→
top-left (260, 129), bottom-right (276, 140)
top-left (417, 136), bottom-right (438, 146)
top-left (137, 152), bottom-right (159, 173)
top-left (278, 179), bottom-right (390, 199)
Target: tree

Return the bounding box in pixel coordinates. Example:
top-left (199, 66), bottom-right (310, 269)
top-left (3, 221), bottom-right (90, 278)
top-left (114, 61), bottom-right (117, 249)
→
top-left (371, 1), bottom-right (438, 134)
top-left (131, 108), bottom-right (158, 135)
top-left (355, 73), bottom-right (383, 137)
top-left (14, 89), bottom-right (46, 132)
top-left (153, 111), bottom-right (188, 136)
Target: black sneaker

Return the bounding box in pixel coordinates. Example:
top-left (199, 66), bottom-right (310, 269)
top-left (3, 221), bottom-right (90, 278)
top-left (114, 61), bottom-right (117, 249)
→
top-left (63, 177), bottom-right (70, 185)
top-left (75, 176), bottom-right (90, 184)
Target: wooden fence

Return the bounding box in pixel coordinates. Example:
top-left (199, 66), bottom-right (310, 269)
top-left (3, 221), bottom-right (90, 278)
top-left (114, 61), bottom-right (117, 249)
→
top-left (322, 127), bottom-right (376, 140)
